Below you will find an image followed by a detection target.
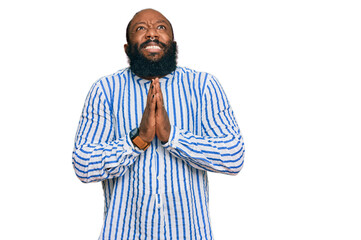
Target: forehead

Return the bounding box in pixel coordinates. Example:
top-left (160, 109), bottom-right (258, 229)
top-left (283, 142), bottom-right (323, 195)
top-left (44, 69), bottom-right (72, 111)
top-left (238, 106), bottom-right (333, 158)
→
top-left (130, 10), bottom-right (170, 27)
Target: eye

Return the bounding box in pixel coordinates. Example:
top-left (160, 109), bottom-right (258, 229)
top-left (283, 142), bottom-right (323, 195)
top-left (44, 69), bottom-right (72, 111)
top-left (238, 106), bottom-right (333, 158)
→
top-left (136, 26), bottom-right (146, 31)
top-left (157, 25), bottom-right (166, 30)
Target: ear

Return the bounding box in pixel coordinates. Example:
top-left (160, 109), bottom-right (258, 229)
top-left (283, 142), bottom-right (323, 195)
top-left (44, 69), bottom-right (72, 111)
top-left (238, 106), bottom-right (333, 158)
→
top-left (124, 44), bottom-right (128, 53)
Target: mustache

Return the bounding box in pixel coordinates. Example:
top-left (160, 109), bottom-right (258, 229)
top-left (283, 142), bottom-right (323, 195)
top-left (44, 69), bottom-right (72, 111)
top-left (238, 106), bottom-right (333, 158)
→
top-left (140, 39), bottom-right (167, 48)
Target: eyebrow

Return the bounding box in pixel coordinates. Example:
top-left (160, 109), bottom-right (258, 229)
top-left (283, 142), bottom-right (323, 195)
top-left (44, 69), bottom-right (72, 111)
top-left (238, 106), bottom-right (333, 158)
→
top-left (133, 20), bottom-right (170, 28)
top-left (155, 20), bottom-right (169, 25)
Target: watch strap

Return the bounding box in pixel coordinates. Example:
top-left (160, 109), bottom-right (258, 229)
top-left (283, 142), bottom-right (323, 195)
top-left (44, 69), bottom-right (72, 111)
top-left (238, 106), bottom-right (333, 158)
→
top-left (132, 136), bottom-right (150, 150)
top-left (130, 128), bottom-right (150, 150)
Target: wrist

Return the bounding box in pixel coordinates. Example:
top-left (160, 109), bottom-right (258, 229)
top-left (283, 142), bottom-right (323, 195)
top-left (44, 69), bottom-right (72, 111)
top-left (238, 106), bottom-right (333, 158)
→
top-left (130, 128), bottom-right (150, 150)
top-left (138, 126), bottom-right (153, 143)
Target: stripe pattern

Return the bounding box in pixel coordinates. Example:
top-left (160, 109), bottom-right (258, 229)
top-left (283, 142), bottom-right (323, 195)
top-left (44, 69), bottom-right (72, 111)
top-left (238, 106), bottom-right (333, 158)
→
top-left (72, 67), bottom-right (245, 240)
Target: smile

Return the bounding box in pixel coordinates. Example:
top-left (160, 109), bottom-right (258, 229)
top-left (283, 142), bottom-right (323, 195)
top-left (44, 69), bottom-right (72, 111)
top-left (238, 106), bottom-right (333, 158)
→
top-left (145, 45), bottom-right (161, 50)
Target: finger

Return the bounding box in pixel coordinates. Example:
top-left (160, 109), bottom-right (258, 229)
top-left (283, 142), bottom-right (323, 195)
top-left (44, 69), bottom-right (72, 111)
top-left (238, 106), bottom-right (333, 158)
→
top-left (152, 78), bottom-right (159, 94)
top-left (146, 81), bottom-right (155, 104)
top-left (156, 85), bottom-right (164, 106)
top-left (155, 94), bottom-right (166, 115)
top-left (149, 92), bottom-right (157, 111)
top-left (153, 92), bottom-right (158, 109)
top-left (153, 79), bottom-right (164, 103)
top-left (151, 78), bottom-right (156, 89)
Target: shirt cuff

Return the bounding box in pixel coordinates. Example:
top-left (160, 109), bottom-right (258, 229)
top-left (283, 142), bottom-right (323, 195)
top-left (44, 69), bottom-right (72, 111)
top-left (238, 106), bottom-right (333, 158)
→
top-left (102, 133), bottom-right (143, 169)
top-left (125, 130), bottom-right (144, 154)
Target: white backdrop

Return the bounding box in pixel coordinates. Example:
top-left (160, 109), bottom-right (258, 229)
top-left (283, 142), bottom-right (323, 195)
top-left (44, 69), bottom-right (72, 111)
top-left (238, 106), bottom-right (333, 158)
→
top-left (1, 0), bottom-right (360, 239)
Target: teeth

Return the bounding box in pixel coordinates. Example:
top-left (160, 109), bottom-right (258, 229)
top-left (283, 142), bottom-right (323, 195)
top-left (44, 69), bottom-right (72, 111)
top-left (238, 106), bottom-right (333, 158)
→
top-left (145, 45), bottom-right (161, 50)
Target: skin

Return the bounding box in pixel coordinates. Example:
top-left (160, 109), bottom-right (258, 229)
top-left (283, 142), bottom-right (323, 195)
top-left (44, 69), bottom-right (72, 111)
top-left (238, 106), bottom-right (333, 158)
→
top-left (125, 9), bottom-right (173, 143)
top-left (124, 9), bottom-right (174, 64)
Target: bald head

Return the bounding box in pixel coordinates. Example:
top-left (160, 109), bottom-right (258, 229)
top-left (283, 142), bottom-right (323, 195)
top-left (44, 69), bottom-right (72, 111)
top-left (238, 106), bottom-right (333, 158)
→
top-left (126, 9), bottom-right (174, 43)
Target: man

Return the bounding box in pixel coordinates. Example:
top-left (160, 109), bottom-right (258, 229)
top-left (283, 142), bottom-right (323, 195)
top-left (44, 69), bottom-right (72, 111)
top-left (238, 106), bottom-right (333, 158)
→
top-left (73, 8), bottom-right (245, 240)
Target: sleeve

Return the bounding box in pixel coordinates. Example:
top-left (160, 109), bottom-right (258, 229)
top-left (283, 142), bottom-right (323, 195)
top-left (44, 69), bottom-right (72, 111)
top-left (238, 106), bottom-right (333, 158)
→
top-left (72, 81), bottom-right (142, 183)
top-left (162, 76), bottom-right (245, 175)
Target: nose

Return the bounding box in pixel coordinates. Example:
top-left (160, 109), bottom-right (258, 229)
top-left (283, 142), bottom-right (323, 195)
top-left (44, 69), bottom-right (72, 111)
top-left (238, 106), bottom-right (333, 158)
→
top-left (146, 27), bottom-right (159, 40)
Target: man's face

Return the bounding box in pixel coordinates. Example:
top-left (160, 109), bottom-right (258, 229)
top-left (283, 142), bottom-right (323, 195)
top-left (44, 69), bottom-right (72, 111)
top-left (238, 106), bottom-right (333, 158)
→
top-left (125, 9), bottom-right (174, 62)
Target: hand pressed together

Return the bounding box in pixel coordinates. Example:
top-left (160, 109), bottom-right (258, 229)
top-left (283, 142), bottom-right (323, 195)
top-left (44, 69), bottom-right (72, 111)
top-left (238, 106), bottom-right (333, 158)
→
top-left (138, 78), bottom-right (171, 143)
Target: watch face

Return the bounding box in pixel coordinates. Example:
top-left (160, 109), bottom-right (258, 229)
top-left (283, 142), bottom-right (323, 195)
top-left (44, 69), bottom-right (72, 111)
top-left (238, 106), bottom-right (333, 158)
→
top-left (130, 128), bottom-right (139, 140)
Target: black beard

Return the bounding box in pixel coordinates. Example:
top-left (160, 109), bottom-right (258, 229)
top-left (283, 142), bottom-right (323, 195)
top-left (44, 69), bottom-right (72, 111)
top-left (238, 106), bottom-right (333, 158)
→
top-left (126, 40), bottom-right (178, 78)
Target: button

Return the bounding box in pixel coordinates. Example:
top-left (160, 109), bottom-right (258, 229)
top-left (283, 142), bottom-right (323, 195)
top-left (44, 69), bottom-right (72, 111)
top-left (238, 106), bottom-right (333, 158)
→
top-left (157, 204), bottom-right (161, 209)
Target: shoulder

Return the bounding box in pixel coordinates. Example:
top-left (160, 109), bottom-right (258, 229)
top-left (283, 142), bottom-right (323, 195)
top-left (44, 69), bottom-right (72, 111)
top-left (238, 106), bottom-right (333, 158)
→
top-left (90, 68), bottom-right (131, 92)
top-left (175, 66), bottom-right (218, 90)
top-left (86, 68), bottom-right (131, 106)
top-left (96, 68), bottom-right (131, 85)
top-left (175, 66), bottom-right (217, 82)
top-left (175, 66), bottom-right (214, 78)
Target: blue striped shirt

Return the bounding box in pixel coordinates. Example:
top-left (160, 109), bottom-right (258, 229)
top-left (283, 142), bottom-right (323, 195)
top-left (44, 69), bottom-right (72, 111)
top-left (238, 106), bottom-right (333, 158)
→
top-left (72, 66), bottom-right (245, 240)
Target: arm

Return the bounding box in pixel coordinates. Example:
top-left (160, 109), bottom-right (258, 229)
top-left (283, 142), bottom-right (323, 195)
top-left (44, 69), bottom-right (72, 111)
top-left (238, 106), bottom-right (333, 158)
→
top-left (162, 76), bottom-right (245, 175)
top-left (72, 81), bottom-right (142, 183)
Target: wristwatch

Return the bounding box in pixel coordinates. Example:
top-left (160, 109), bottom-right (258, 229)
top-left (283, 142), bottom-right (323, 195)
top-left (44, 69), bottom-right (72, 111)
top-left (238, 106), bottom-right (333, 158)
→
top-left (130, 128), bottom-right (150, 150)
